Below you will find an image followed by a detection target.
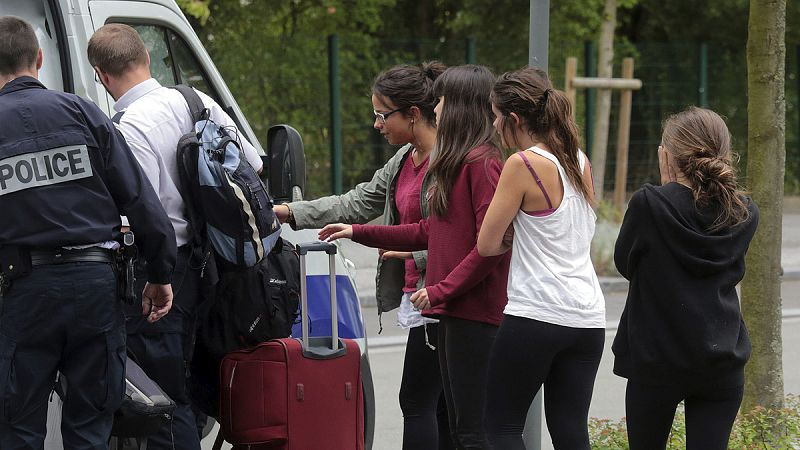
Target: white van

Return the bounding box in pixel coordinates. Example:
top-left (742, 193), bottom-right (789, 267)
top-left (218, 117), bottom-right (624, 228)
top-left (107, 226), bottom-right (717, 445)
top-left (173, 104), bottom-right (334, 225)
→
top-left (0, 1), bottom-right (375, 448)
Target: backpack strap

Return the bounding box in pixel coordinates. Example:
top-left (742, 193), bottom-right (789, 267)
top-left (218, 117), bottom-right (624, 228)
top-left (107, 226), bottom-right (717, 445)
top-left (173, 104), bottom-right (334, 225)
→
top-left (111, 109), bottom-right (126, 124)
top-left (170, 84), bottom-right (209, 123)
top-left (171, 84), bottom-right (214, 278)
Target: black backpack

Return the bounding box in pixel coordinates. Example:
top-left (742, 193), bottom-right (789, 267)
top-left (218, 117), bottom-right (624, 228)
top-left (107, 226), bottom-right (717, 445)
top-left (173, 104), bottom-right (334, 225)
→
top-left (111, 357), bottom-right (176, 438)
top-left (189, 236), bottom-right (301, 417)
top-left (53, 358), bottom-right (176, 444)
top-left (172, 84), bottom-right (281, 268)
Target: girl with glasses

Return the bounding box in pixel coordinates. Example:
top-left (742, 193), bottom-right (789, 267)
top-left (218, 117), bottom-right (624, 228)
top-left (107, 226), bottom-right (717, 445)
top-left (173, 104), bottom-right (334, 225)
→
top-left (274, 62), bottom-right (454, 450)
top-left (477, 67), bottom-right (605, 449)
top-left (321, 65), bottom-right (510, 449)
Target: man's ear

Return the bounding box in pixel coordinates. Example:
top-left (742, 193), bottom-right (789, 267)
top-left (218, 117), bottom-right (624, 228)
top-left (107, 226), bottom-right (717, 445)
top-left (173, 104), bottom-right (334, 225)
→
top-left (94, 66), bottom-right (109, 85)
top-left (35, 48), bottom-right (43, 70)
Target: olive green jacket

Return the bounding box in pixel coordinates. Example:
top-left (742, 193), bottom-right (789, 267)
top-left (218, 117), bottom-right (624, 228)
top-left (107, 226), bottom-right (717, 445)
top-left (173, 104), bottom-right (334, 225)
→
top-left (288, 144), bottom-right (428, 313)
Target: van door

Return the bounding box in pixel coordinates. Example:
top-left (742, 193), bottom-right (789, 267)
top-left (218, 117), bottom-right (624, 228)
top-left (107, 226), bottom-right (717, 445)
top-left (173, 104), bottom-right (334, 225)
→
top-left (0, 0), bottom-right (70, 92)
top-left (86, 0), bottom-right (262, 152)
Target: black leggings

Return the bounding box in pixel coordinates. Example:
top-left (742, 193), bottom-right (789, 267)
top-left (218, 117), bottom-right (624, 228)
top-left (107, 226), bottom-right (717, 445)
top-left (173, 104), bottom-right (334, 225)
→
top-left (438, 315), bottom-right (498, 450)
top-left (484, 315), bottom-right (604, 450)
top-left (400, 323), bottom-right (454, 450)
top-left (626, 381), bottom-right (743, 450)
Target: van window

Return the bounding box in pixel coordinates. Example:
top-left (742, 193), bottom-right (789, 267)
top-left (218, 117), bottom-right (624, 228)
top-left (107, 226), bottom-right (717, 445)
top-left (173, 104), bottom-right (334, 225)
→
top-left (129, 24), bottom-right (220, 104)
top-left (0, 0), bottom-right (67, 92)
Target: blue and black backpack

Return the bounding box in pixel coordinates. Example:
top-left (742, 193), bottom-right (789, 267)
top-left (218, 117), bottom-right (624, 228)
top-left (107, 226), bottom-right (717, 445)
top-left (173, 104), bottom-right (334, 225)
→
top-left (172, 84), bottom-right (281, 268)
top-left (172, 86), bottom-right (300, 418)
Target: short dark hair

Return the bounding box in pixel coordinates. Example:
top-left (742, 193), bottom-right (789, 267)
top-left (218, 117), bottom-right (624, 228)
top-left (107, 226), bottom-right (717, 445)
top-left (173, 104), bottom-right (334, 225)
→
top-left (88, 23), bottom-right (148, 76)
top-left (0, 16), bottom-right (39, 76)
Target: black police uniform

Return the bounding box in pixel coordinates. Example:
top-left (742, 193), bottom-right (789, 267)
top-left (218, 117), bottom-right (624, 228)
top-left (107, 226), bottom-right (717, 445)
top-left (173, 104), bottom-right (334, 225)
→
top-left (0, 76), bottom-right (177, 449)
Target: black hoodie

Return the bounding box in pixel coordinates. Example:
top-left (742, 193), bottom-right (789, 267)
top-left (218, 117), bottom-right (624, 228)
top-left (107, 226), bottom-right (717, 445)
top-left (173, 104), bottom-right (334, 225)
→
top-left (612, 182), bottom-right (759, 387)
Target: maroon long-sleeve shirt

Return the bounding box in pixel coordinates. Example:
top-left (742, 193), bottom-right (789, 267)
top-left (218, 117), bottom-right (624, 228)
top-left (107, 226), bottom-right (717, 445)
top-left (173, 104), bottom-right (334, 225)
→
top-left (352, 145), bottom-right (510, 326)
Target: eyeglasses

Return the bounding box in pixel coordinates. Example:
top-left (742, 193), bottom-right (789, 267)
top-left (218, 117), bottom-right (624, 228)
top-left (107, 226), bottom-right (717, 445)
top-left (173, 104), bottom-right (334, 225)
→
top-left (373, 106), bottom-right (407, 124)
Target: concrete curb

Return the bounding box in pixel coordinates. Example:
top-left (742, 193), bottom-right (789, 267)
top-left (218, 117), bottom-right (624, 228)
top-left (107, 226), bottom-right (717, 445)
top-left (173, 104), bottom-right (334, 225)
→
top-left (368, 308), bottom-right (800, 349)
top-left (784, 269), bottom-right (800, 281)
top-left (359, 269), bottom-right (800, 307)
top-left (599, 269), bottom-right (800, 293)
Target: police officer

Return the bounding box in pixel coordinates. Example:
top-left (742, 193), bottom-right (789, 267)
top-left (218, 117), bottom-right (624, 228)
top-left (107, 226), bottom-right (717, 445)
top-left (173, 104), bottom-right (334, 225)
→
top-left (88, 23), bottom-right (264, 449)
top-left (0, 16), bottom-right (177, 449)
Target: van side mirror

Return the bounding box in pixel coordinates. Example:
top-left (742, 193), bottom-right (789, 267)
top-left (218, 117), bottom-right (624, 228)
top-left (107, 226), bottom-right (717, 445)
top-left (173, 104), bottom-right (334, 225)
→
top-left (265, 124), bottom-right (306, 203)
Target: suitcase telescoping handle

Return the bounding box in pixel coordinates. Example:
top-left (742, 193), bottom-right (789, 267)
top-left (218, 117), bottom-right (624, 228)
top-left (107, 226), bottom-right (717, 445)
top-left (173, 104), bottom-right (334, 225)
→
top-left (296, 241), bottom-right (347, 359)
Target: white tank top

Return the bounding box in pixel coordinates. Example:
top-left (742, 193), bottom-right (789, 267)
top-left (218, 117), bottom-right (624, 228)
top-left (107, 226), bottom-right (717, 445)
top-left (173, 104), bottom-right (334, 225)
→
top-left (505, 146), bottom-right (606, 328)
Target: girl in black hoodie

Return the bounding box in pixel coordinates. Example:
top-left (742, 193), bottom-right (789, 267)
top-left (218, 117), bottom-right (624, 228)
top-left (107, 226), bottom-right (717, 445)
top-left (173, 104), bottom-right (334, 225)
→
top-left (612, 107), bottom-right (759, 449)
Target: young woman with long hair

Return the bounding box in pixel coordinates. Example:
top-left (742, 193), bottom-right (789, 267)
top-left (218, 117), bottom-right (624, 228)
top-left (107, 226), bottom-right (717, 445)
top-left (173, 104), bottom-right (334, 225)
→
top-left (320, 65), bottom-right (510, 449)
top-left (612, 107), bottom-right (758, 449)
top-left (477, 67), bottom-right (605, 449)
top-left (274, 62), bottom-right (454, 449)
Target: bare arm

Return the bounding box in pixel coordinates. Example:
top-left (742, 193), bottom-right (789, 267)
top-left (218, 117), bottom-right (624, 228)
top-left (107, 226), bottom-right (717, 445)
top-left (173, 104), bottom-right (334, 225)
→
top-left (477, 155), bottom-right (527, 256)
top-left (287, 145), bottom-right (411, 228)
top-left (581, 151), bottom-right (596, 205)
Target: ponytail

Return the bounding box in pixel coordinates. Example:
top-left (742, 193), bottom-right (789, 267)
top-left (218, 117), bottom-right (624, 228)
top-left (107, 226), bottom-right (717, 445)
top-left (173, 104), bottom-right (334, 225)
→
top-left (492, 67), bottom-right (591, 202)
top-left (539, 89), bottom-right (591, 202)
top-left (662, 107), bottom-right (750, 232)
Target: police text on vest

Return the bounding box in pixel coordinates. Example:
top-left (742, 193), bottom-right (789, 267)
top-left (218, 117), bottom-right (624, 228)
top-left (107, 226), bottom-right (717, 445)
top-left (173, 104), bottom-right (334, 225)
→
top-left (0, 145), bottom-right (93, 196)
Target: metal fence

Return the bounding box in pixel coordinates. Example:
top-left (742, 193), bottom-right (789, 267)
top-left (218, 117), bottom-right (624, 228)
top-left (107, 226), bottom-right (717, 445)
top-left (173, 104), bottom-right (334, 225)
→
top-left (235, 37), bottom-right (800, 199)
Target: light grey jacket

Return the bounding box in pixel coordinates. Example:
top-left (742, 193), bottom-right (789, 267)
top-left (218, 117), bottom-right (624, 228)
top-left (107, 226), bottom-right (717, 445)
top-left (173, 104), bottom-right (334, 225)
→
top-left (288, 144), bottom-right (428, 313)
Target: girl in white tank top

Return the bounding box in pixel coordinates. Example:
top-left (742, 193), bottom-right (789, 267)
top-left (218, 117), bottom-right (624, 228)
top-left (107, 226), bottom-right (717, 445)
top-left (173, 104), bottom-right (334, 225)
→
top-left (477, 67), bottom-right (606, 449)
top-left (505, 146), bottom-right (605, 328)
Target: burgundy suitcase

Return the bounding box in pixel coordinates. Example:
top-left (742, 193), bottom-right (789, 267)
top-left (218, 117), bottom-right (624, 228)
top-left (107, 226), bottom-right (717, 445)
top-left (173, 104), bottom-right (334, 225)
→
top-left (218, 241), bottom-right (364, 450)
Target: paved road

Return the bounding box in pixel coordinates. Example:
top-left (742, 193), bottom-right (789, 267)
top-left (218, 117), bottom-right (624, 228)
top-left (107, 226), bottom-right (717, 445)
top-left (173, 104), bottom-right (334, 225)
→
top-left (367, 315), bottom-right (800, 450)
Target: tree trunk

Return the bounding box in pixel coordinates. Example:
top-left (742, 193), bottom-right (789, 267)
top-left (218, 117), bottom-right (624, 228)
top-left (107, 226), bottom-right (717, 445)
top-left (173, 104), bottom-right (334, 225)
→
top-left (590, 0), bottom-right (616, 200)
top-left (742, 0), bottom-right (786, 412)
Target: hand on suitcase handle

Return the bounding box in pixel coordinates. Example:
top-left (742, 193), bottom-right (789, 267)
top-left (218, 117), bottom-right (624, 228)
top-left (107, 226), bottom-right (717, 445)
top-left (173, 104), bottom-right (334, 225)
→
top-left (296, 241), bottom-right (338, 255)
top-left (318, 223), bottom-right (353, 243)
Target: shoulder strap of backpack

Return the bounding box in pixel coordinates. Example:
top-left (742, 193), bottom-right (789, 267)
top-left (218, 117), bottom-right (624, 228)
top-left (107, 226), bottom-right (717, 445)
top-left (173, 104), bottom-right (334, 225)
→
top-left (171, 84), bottom-right (214, 274)
top-left (111, 109), bottom-right (126, 124)
top-left (170, 84), bottom-right (209, 123)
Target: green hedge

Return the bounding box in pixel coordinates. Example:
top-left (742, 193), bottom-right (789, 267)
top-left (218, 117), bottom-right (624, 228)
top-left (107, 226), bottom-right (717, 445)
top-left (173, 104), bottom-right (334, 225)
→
top-left (589, 395), bottom-right (800, 449)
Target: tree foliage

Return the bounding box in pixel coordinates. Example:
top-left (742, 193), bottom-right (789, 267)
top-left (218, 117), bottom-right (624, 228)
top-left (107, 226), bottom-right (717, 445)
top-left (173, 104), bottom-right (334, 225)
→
top-left (176, 0), bottom-right (799, 197)
top-left (193, 0), bottom-right (393, 196)
top-left (176, 0), bottom-right (211, 25)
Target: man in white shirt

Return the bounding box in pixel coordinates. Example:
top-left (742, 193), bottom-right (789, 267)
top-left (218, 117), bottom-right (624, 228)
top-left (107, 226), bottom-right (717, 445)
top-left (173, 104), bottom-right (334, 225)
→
top-left (88, 23), bottom-right (263, 450)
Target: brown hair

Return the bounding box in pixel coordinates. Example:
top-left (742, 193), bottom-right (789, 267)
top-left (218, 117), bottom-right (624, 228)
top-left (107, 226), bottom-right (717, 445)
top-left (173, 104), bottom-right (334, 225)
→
top-left (88, 23), bottom-right (148, 76)
top-left (661, 107), bottom-right (750, 231)
top-left (0, 16), bottom-right (39, 76)
top-left (372, 61), bottom-right (446, 127)
top-left (428, 65), bottom-right (501, 217)
top-left (492, 67), bottom-right (591, 202)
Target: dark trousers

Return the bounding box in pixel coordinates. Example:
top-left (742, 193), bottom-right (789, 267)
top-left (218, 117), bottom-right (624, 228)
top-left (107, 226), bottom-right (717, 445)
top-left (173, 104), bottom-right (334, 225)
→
top-left (437, 315), bottom-right (498, 450)
top-left (0, 262), bottom-right (125, 450)
top-left (126, 246), bottom-right (201, 450)
top-left (626, 380), bottom-right (743, 450)
top-left (485, 315), bottom-right (604, 450)
top-left (400, 323), bottom-right (454, 450)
